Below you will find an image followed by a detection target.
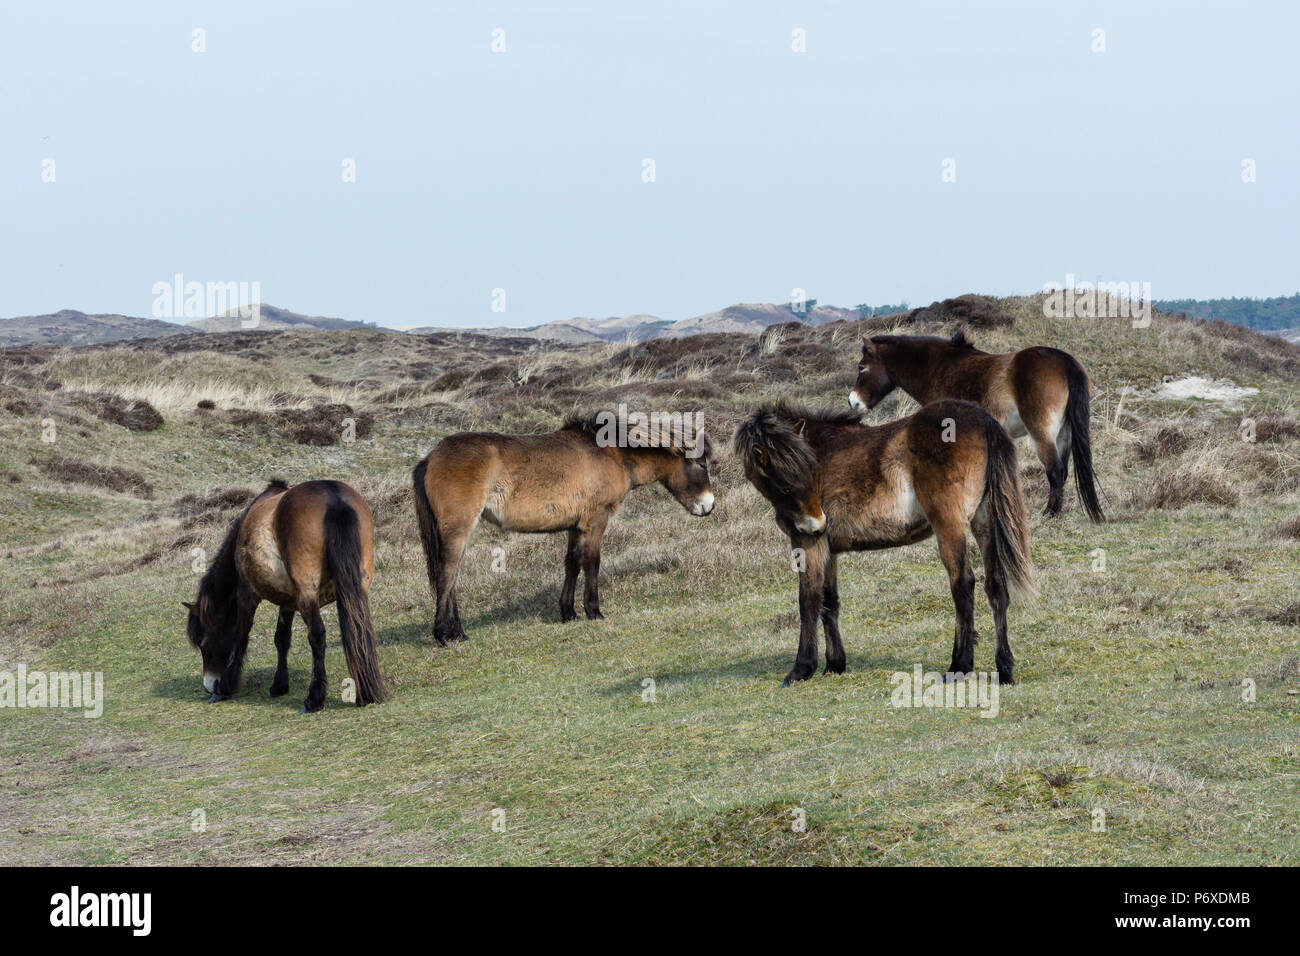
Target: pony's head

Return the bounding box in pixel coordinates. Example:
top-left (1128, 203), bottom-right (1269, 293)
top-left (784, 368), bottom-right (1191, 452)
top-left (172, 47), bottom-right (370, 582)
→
top-left (182, 484), bottom-right (280, 694)
top-left (565, 411), bottom-right (717, 517)
top-left (659, 431), bottom-right (717, 517)
top-left (733, 404), bottom-right (828, 535)
top-left (183, 585), bottom-right (233, 694)
top-left (849, 337), bottom-right (895, 411)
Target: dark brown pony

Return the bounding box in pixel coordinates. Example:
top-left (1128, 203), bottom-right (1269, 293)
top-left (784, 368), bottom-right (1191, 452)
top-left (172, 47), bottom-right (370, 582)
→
top-left (735, 400), bottom-right (1034, 686)
top-left (184, 479), bottom-right (385, 713)
top-left (849, 328), bottom-right (1103, 521)
top-left (412, 412), bottom-right (715, 643)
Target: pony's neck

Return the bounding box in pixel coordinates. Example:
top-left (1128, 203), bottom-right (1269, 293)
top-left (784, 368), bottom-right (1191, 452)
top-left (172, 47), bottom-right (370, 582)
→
top-left (199, 514), bottom-right (243, 628)
top-left (882, 341), bottom-right (944, 404)
top-left (619, 446), bottom-right (678, 490)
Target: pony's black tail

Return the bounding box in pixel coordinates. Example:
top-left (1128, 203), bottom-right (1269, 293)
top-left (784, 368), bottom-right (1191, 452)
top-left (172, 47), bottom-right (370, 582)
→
top-left (983, 420), bottom-right (1036, 597)
top-left (323, 501), bottom-right (385, 705)
top-left (1064, 358), bottom-right (1104, 523)
top-left (411, 458), bottom-right (446, 636)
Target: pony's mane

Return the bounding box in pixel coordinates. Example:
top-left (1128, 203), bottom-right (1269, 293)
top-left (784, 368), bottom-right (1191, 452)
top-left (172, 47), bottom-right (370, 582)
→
top-left (190, 479), bottom-right (287, 644)
top-left (871, 327), bottom-right (977, 350)
top-left (562, 410), bottom-right (715, 464)
top-left (733, 401), bottom-right (857, 489)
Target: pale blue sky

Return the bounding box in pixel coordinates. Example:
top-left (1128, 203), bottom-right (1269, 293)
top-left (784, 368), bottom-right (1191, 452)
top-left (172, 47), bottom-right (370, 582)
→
top-left (2, 1), bottom-right (1295, 327)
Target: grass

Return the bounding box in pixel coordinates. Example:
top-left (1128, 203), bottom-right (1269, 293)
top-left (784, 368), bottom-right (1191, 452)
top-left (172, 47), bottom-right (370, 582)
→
top-left (1, 296), bottom-right (1299, 865)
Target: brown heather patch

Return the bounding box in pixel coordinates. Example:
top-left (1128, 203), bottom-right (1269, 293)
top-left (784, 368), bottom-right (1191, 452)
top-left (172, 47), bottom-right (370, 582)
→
top-left (29, 455), bottom-right (154, 498)
top-left (1132, 424), bottom-right (1198, 463)
top-left (1250, 412), bottom-right (1300, 443)
top-left (1125, 469), bottom-right (1239, 511)
top-left (225, 403), bottom-right (374, 446)
top-left (172, 486), bottom-right (257, 526)
top-left (68, 391), bottom-right (164, 431)
top-left (1267, 604), bottom-right (1300, 626)
top-left (1267, 515), bottom-right (1300, 539)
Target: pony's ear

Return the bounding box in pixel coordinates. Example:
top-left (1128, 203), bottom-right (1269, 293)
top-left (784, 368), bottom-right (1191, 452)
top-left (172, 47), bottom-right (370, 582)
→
top-left (793, 418), bottom-right (807, 437)
top-left (182, 601), bottom-right (196, 613)
top-left (753, 445), bottom-right (769, 467)
top-left (861, 337), bottom-right (879, 358)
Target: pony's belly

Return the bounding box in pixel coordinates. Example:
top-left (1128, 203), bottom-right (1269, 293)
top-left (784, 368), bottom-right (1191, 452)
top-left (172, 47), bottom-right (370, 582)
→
top-left (238, 525), bottom-right (295, 605)
top-left (482, 500), bottom-right (574, 534)
top-left (830, 481), bottom-right (929, 550)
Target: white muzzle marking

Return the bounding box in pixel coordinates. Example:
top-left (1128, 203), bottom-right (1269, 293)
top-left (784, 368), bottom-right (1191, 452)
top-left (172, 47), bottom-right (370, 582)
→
top-left (794, 512), bottom-right (826, 534)
top-left (692, 491), bottom-right (715, 516)
top-left (202, 673), bottom-right (218, 693)
top-left (848, 389), bottom-right (866, 411)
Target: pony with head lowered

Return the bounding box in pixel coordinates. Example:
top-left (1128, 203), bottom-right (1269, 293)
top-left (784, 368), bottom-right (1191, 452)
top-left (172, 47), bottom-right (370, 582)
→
top-left (412, 410), bottom-right (715, 644)
top-left (735, 400), bottom-right (1035, 687)
top-left (184, 479), bottom-right (385, 713)
top-left (850, 328), bottom-right (1103, 521)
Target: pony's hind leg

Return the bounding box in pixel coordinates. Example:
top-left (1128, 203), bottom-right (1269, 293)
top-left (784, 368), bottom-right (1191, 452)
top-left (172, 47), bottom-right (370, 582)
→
top-left (1031, 428), bottom-right (1068, 519)
top-left (435, 519), bottom-right (474, 644)
top-left (269, 606), bottom-right (294, 697)
top-left (299, 599), bottom-right (329, 713)
top-left (971, 507), bottom-right (1014, 684)
top-left (932, 514), bottom-right (978, 677)
top-left (821, 552), bottom-right (845, 674)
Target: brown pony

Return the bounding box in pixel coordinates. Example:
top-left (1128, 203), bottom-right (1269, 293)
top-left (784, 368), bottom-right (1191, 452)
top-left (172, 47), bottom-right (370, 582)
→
top-left (849, 328), bottom-right (1104, 521)
top-left (735, 400), bottom-right (1034, 686)
top-left (412, 412), bottom-right (715, 643)
top-left (184, 479), bottom-right (385, 713)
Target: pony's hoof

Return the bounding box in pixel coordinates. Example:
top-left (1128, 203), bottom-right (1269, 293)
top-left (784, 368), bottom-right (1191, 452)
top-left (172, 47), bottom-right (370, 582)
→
top-left (780, 678), bottom-right (792, 688)
top-left (207, 692), bottom-right (222, 703)
top-left (998, 672), bottom-right (1015, 686)
top-left (824, 661), bottom-right (845, 676)
top-left (585, 610), bottom-right (604, 620)
top-left (269, 685), bottom-right (288, 697)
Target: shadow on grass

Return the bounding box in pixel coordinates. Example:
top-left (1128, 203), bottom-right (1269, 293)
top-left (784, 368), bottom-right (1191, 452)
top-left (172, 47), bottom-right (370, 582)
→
top-left (151, 668), bottom-right (307, 710)
top-left (595, 650), bottom-right (921, 695)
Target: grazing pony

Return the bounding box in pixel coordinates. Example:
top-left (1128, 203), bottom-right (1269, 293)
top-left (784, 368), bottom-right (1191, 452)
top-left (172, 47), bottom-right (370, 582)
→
top-left (184, 479), bottom-right (385, 713)
top-left (735, 401), bottom-right (1035, 686)
top-left (412, 412), bottom-right (715, 643)
top-left (849, 329), bottom-right (1103, 521)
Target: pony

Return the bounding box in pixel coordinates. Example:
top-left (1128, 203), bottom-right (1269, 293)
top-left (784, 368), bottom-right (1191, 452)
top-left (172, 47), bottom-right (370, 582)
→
top-left (184, 479), bottom-right (385, 713)
top-left (849, 328), bottom-right (1103, 521)
top-left (412, 411), bottom-right (715, 643)
top-left (734, 400), bottom-right (1035, 686)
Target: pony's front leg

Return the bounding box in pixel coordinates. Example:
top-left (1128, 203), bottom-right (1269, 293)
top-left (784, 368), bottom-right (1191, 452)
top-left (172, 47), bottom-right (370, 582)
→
top-left (581, 515), bottom-right (609, 620)
top-left (820, 551), bottom-right (845, 675)
top-left (269, 606), bottom-right (294, 697)
top-left (782, 536), bottom-right (826, 687)
top-left (300, 600), bottom-right (328, 713)
top-left (210, 585), bottom-right (259, 702)
top-left (559, 529), bottom-right (581, 622)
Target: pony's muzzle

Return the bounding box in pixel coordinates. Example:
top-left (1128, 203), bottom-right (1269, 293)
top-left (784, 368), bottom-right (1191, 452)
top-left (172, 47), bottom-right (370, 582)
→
top-left (202, 672), bottom-right (219, 693)
top-left (794, 511), bottom-right (826, 534)
top-left (692, 491), bottom-right (715, 516)
top-left (848, 389), bottom-right (867, 412)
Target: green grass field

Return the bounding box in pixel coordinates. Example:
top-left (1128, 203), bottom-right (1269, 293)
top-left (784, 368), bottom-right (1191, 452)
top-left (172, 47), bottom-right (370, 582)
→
top-left (2, 296), bottom-right (1298, 865)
